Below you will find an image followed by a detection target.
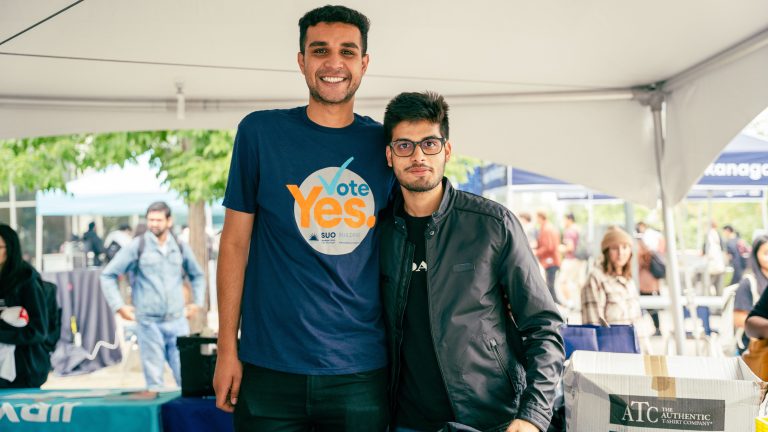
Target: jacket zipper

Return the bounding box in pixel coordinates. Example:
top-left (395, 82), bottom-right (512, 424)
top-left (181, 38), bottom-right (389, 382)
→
top-left (490, 337), bottom-right (513, 385)
top-left (425, 228), bottom-right (459, 419)
top-left (392, 239), bottom-right (414, 399)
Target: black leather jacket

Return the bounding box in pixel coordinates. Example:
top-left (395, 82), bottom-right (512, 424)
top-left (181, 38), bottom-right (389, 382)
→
top-left (380, 180), bottom-right (565, 432)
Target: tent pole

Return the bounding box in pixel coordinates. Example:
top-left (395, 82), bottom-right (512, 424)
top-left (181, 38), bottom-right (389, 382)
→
top-left (763, 187), bottom-right (768, 232)
top-left (9, 181), bottom-right (17, 230)
top-left (625, 201), bottom-right (640, 290)
top-left (643, 91), bottom-right (687, 354)
top-left (506, 167), bottom-right (514, 211)
top-left (35, 214), bottom-right (43, 271)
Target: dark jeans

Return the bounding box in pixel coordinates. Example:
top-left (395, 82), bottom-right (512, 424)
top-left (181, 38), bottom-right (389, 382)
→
top-left (545, 266), bottom-right (560, 304)
top-left (234, 363), bottom-right (389, 432)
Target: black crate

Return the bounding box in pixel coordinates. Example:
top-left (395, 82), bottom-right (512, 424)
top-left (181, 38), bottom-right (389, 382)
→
top-left (177, 335), bottom-right (218, 397)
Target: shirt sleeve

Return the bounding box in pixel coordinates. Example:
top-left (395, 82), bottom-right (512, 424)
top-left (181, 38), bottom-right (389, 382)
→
top-left (581, 272), bottom-right (606, 325)
top-left (748, 285), bottom-right (768, 320)
top-left (0, 277), bottom-right (49, 346)
top-left (497, 211), bottom-right (565, 432)
top-left (99, 239), bottom-right (139, 312)
top-left (222, 120), bottom-right (259, 214)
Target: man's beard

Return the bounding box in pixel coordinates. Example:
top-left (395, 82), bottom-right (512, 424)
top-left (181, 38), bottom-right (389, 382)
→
top-left (307, 75), bottom-right (360, 105)
top-left (308, 86), bottom-right (356, 105)
top-left (399, 177), bottom-right (442, 193)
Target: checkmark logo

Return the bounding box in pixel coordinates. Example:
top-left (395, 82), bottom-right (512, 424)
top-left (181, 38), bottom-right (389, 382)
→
top-left (318, 157), bottom-right (354, 196)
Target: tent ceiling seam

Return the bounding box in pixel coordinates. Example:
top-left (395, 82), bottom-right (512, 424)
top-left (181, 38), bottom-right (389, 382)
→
top-left (0, 0), bottom-right (86, 47)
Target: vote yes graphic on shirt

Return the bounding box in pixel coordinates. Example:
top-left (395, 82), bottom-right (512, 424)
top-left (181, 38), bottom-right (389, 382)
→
top-left (287, 156), bottom-right (377, 255)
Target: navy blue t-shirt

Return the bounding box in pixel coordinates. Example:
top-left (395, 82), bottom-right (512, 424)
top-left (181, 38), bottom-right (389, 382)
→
top-left (223, 107), bottom-right (393, 374)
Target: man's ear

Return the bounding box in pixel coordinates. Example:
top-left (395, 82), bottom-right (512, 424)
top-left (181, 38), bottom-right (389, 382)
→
top-left (444, 141), bottom-right (452, 163)
top-left (297, 52), bottom-right (306, 75)
top-left (361, 53), bottom-right (369, 75)
top-left (385, 146), bottom-right (393, 168)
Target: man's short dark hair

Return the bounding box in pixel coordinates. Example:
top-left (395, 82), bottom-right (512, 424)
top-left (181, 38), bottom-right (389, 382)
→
top-left (565, 213), bottom-right (576, 222)
top-left (298, 5), bottom-right (370, 55)
top-left (146, 201), bottom-right (172, 218)
top-left (723, 225), bottom-right (734, 233)
top-left (118, 223), bottom-right (131, 231)
top-left (383, 91), bottom-right (450, 143)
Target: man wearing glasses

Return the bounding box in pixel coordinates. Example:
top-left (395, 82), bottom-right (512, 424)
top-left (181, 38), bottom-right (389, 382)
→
top-left (379, 91), bottom-right (565, 432)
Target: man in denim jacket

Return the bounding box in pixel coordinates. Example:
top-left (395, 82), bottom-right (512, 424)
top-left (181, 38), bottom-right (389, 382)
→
top-left (101, 201), bottom-right (205, 390)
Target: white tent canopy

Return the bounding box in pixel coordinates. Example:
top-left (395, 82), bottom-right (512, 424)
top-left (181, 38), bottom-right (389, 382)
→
top-left (4, 1), bottom-right (768, 352)
top-left (2, 1), bottom-right (767, 207)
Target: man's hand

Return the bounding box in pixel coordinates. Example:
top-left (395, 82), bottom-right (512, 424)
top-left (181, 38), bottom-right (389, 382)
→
top-left (184, 303), bottom-right (200, 318)
top-left (506, 419), bottom-right (539, 432)
top-left (117, 305), bottom-right (135, 321)
top-left (213, 351), bottom-right (243, 413)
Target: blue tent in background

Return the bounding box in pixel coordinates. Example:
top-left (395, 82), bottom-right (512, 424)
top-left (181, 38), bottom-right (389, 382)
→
top-left (460, 133), bottom-right (768, 199)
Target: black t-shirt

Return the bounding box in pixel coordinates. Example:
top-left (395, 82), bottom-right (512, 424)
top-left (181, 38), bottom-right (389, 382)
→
top-left (395, 212), bottom-right (454, 430)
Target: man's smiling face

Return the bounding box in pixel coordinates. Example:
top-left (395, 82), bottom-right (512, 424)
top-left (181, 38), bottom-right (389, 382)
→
top-left (298, 22), bottom-right (369, 105)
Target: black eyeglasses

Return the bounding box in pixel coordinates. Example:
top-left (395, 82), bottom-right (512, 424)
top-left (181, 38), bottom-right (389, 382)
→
top-left (389, 137), bottom-right (446, 157)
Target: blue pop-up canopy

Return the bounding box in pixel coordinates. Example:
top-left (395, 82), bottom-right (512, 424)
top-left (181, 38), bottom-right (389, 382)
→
top-left (462, 133), bottom-right (768, 197)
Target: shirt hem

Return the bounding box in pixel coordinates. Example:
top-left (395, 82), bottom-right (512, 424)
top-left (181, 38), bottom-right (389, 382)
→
top-left (239, 354), bottom-right (387, 375)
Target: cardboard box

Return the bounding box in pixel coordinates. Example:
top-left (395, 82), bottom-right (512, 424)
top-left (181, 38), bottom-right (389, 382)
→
top-left (564, 351), bottom-right (768, 431)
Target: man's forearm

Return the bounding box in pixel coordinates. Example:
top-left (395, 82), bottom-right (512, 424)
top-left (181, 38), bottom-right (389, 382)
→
top-left (217, 242), bottom-right (247, 355)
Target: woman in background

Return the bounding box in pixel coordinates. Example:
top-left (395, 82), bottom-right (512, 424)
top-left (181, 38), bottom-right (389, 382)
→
top-left (0, 224), bottom-right (50, 388)
top-left (581, 226), bottom-right (642, 326)
top-left (736, 235), bottom-right (768, 353)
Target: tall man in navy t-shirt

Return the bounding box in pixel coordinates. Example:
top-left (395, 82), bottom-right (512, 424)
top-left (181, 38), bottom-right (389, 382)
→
top-left (213, 5), bottom-right (393, 431)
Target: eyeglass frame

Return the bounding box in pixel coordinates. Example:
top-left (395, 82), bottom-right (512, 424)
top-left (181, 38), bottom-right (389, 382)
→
top-left (388, 136), bottom-right (447, 157)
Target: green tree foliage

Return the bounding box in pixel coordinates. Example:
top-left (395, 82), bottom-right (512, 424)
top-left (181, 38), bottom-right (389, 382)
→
top-left (2, 130), bottom-right (234, 204)
top-left (147, 130), bottom-right (234, 204)
top-left (445, 154), bottom-right (483, 184)
top-left (0, 135), bottom-right (82, 193)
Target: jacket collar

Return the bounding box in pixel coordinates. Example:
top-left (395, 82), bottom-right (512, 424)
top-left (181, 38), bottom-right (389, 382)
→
top-left (393, 177), bottom-right (455, 226)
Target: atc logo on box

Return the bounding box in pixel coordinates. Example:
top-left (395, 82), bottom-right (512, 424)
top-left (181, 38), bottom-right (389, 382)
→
top-left (287, 157), bottom-right (376, 255)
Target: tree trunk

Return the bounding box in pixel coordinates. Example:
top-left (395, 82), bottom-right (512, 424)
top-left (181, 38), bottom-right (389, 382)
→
top-left (187, 200), bottom-right (209, 333)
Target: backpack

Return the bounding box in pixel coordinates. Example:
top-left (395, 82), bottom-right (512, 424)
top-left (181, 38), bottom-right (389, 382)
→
top-left (38, 279), bottom-right (62, 353)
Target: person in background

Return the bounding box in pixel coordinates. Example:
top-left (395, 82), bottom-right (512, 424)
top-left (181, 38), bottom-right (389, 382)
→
top-left (744, 275), bottom-right (768, 341)
top-left (535, 210), bottom-right (561, 305)
top-left (101, 202), bottom-right (205, 390)
top-left (582, 227), bottom-right (642, 327)
top-left (636, 221), bottom-right (665, 254)
top-left (104, 224), bottom-right (133, 250)
top-left (518, 212), bottom-right (538, 250)
top-left (558, 213), bottom-right (585, 309)
top-left (734, 235), bottom-right (768, 354)
top-left (82, 221), bottom-right (105, 266)
top-left (704, 220), bottom-right (726, 295)
top-left (636, 237), bottom-right (662, 335)
top-left (0, 224), bottom-right (51, 388)
top-left (723, 225), bottom-right (745, 285)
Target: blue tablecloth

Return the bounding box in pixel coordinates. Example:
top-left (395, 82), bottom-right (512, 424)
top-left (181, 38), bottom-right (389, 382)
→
top-left (161, 396), bottom-right (233, 432)
top-left (0, 388), bottom-right (179, 431)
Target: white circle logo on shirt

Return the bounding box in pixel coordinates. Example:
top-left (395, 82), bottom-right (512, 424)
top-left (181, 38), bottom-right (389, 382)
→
top-left (287, 157), bottom-right (377, 255)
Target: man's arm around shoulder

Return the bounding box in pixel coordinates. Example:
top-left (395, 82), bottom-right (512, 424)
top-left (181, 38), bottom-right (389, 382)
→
top-left (213, 208), bottom-right (253, 413)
